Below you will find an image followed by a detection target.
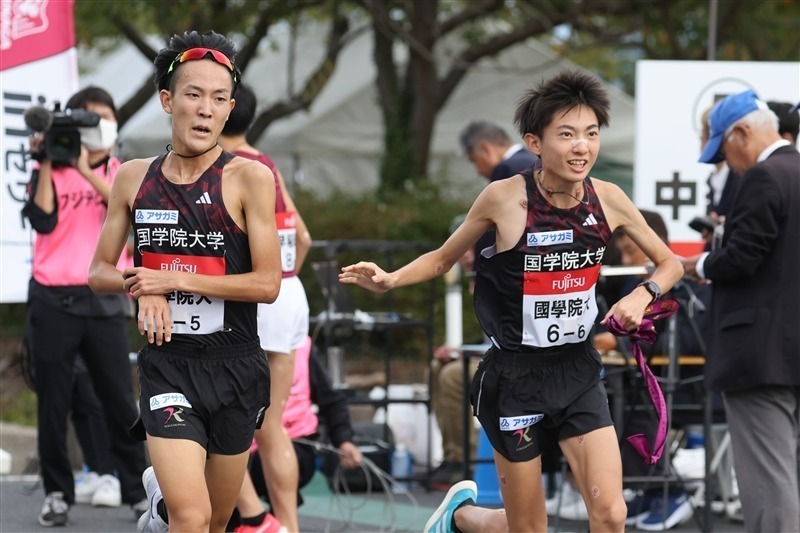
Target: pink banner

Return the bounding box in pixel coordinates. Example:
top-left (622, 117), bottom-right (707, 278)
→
top-left (0, 0), bottom-right (75, 71)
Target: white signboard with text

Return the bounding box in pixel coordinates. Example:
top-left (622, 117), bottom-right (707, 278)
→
top-left (634, 60), bottom-right (799, 255)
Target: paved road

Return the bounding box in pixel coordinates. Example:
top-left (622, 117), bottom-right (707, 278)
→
top-left (1, 474), bottom-right (431, 533)
top-left (1, 474), bottom-right (746, 533)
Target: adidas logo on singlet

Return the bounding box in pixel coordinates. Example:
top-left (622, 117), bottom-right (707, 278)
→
top-left (195, 192), bottom-right (212, 205)
top-left (582, 213), bottom-right (598, 226)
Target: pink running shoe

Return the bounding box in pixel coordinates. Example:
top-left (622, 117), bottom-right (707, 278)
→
top-left (233, 513), bottom-right (287, 533)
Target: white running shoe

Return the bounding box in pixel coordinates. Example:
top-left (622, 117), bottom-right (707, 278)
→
top-left (545, 481), bottom-right (572, 516)
top-left (137, 467), bottom-right (168, 533)
top-left (74, 471), bottom-right (101, 504)
top-left (556, 481), bottom-right (589, 521)
top-left (91, 474), bottom-right (122, 507)
top-left (39, 492), bottom-right (69, 527)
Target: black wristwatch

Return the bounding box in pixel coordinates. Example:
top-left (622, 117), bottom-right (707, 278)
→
top-left (638, 280), bottom-right (661, 304)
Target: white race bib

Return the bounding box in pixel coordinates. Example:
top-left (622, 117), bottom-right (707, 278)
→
top-left (141, 252), bottom-right (225, 335)
top-left (276, 211), bottom-right (297, 273)
top-left (521, 264), bottom-right (600, 347)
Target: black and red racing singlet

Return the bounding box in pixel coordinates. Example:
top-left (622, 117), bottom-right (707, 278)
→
top-left (132, 150), bottom-right (256, 347)
top-left (473, 168), bottom-right (612, 353)
top-left (234, 150), bottom-right (297, 278)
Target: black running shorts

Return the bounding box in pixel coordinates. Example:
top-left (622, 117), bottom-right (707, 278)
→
top-left (131, 340), bottom-right (270, 455)
top-left (470, 343), bottom-right (613, 462)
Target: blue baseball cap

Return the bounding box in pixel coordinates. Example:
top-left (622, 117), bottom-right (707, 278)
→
top-left (699, 89), bottom-right (768, 164)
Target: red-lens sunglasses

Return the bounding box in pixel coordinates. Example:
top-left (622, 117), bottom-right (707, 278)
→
top-left (167, 47), bottom-right (238, 83)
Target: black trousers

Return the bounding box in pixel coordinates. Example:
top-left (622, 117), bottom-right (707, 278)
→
top-left (28, 298), bottom-right (146, 504)
top-left (72, 358), bottom-right (115, 475)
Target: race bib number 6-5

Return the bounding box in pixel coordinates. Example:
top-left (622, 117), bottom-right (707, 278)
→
top-left (141, 251), bottom-right (226, 335)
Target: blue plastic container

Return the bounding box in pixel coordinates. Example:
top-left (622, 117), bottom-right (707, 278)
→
top-left (474, 426), bottom-right (503, 506)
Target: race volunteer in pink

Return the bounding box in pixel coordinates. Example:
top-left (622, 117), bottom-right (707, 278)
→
top-left (24, 86), bottom-right (147, 528)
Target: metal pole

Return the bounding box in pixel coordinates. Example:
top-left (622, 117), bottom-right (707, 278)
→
top-left (707, 0), bottom-right (719, 61)
top-left (444, 263), bottom-right (463, 348)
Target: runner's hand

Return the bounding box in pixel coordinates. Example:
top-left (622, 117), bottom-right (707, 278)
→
top-left (136, 294), bottom-right (172, 345)
top-left (338, 262), bottom-right (395, 293)
top-left (602, 287), bottom-right (651, 332)
top-left (123, 266), bottom-right (177, 298)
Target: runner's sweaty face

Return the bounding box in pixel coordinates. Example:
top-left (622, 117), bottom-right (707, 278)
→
top-left (160, 58), bottom-right (236, 156)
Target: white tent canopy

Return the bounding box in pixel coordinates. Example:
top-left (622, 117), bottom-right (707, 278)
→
top-left (81, 25), bottom-right (635, 200)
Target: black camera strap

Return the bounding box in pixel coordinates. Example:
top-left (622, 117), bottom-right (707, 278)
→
top-left (90, 155), bottom-right (110, 174)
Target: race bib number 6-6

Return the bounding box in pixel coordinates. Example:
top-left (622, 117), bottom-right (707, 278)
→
top-left (521, 263), bottom-right (601, 348)
top-left (141, 252), bottom-right (226, 335)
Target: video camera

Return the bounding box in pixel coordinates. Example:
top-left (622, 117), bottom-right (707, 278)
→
top-left (24, 102), bottom-right (100, 164)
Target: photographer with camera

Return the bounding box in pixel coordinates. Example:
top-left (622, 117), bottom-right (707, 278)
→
top-left (23, 86), bottom-right (147, 528)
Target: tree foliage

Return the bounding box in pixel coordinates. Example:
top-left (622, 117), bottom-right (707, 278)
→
top-left (551, 0), bottom-right (800, 95)
top-left (356, 0), bottom-right (799, 194)
top-left (360, 0), bottom-right (597, 195)
top-left (74, 0), bottom-right (799, 194)
top-left (74, 0), bottom-right (351, 130)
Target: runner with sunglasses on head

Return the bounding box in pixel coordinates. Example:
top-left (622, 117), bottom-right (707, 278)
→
top-left (89, 30), bottom-right (281, 533)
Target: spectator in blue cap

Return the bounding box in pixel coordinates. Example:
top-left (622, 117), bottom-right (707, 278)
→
top-left (697, 90), bottom-right (768, 165)
top-left (682, 89), bottom-right (800, 532)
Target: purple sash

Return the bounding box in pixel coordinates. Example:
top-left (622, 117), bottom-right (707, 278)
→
top-left (605, 298), bottom-right (679, 464)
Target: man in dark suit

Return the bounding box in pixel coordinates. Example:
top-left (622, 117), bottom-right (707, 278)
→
top-left (682, 89), bottom-right (800, 532)
top-left (459, 121), bottom-right (538, 267)
top-left (459, 120), bottom-right (538, 183)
